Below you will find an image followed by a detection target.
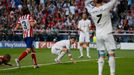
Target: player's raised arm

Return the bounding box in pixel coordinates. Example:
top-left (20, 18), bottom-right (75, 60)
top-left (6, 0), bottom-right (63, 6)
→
top-left (29, 16), bottom-right (36, 27)
top-left (103, 0), bottom-right (117, 10)
top-left (85, 0), bottom-right (94, 13)
top-left (14, 23), bottom-right (20, 31)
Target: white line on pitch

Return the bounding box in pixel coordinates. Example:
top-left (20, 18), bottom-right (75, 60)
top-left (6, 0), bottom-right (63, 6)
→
top-left (0, 57), bottom-right (121, 71)
top-left (0, 59), bottom-right (96, 71)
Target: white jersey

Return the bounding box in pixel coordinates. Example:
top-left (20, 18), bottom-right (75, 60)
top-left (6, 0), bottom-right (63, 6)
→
top-left (85, 0), bottom-right (117, 34)
top-left (51, 40), bottom-right (72, 55)
top-left (78, 19), bottom-right (91, 35)
top-left (53, 40), bottom-right (71, 51)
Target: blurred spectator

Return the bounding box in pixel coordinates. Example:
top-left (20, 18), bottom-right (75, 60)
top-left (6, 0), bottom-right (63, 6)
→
top-left (0, 0), bottom-right (133, 42)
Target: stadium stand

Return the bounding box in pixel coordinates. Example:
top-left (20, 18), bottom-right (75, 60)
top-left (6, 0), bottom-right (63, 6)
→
top-left (0, 0), bottom-right (134, 42)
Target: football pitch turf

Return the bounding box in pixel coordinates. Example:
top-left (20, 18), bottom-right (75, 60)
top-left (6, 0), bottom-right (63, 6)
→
top-left (0, 48), bottom-right (134, 75)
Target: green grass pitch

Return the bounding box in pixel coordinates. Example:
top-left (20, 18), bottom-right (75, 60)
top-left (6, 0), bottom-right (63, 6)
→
top-left (0, 48), bottom-right (134, 75)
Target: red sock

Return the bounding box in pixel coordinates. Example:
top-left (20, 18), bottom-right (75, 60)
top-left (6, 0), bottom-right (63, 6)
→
top-left (18, 50), bottom-right (28, 61)
top-left (31, 52), bottom-right (37, 65)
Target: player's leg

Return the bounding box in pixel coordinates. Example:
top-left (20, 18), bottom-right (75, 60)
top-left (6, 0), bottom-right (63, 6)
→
top-left (28, 37), bottom-right (38, 68)
top-left (18, 48), bottom-right (31, 61)
top-left (98, 50), bottom-right (106, 75)
top-left (51, 47), bottom-right (66, 63)
top-left (96, 35), bottom-right (105, 75)
top-left (15, 48), bottom-right (31, 68)
top-left (108, 50), bottom-right (115, 75)
top-left (85, 42), bottom-right (91, 58)
top-left (56, 48), bottom-right (67, 63)
top-left (105, 34), bottom-right (116, 75)
top-left (85, 34), bottom-right (91, 58)
top-left (15, 38), bottom-right (32, 68)
top-left (31, 47), bottom-right (39, 68)
top-left (79, 42), bottom-right (84, 58)
top-left (79, 35), bottom-right (84, 58)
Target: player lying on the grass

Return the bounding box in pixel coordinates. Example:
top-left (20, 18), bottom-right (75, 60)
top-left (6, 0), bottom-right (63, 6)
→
top-left (14, 6), bottom-right (38, 68)
top-left (51, 36), bottom-right (76, 64)
top-left (0, 54), bottom-right (12, 66)
top-left (85, 0), bottom-right (117, 75)
top-left (77, 13), bottom-right (91, 58)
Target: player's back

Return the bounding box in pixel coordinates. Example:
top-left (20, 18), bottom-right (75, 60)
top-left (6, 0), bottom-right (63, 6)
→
top-left (18, 14), bottom-right (33, 38)
top-left (86, 0), bottom-right (116, 34)
top-left (90, 6), bottom-right (113, 34)
top-left (53, 40), bottom-right (70, 49)
top-left (18, 14), bottom-right (31, 31)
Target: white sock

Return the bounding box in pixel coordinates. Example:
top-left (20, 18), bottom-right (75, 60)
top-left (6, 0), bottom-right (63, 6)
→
top-left (86, 46), bottom-right (90, 56)
top-left (98, 58), bottom-right (104, 75)
top-left (108, 56), bottom-right (115, 75)
top-left (57, 51), bottom-right (66, 61)
top-left (79, 46), bottom-right (83, 56)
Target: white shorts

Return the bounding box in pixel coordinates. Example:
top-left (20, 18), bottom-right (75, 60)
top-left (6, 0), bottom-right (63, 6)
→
top-left (96, 33), bottom-right (116, 51)
top-left (79, 33), bottom-right (90, 43)
top-left (51, 46), bottom-right (61, 55)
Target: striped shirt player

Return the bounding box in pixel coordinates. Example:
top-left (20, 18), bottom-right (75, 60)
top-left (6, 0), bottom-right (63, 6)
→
top-left (17, 14), bottom-right (35, 48)
top-left (17, 14), bottom-right (34, 38)
top-left (15, 7), bottom-right (38, 68)
top-left (85, 0), bottom-right (117, 75)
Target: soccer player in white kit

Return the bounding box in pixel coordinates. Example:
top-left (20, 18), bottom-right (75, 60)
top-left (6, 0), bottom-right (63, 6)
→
top-left (78, 13), bottom-right (91, 58)
top-left (51, 37), bottom-right (76, 63)
top-left (85, 0), bottom-right (117, 75)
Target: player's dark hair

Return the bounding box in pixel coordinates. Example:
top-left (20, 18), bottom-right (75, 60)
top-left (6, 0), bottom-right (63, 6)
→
top-left (21, 6), bottom-right (30, 15)
top-left (70, 36), bottom-right (76, 40)
top-left (4, 54), bottom-right (11, 62)
top-left (96, 0), bottom-right (103, 3)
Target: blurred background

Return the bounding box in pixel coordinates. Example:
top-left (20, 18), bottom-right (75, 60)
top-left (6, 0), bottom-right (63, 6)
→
top-left (0, 0), bottom-right (134, 43)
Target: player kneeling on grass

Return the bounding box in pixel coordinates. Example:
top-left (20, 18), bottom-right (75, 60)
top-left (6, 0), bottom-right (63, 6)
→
top-left (0, 54), bottom-right (12, 66)
top-left (51, 36), bottom-right (76, 64)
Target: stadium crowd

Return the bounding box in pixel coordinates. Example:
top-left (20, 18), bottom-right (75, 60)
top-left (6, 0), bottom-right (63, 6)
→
top-left (0, 0), bottom-right (134, 42)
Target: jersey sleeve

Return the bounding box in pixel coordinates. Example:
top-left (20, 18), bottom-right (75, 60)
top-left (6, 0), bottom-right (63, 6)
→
top-left (88, 20), bottom-right (91, 27)
top-left (66, 44), bottom-right (70, 50)
top-left (103, 0), bottom-right (117, 11)
top-left (85, 0), bottom-right (94, 13)
top-left (78, 21), bottom-right (81, 29)
top-left (17, 18), bottom-right (21, 24)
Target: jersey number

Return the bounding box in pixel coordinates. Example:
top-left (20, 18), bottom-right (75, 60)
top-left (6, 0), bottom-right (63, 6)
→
top-left (97, 14), bottom-right (102, 23)
top-left (22, 21), bottom-right (27, 29)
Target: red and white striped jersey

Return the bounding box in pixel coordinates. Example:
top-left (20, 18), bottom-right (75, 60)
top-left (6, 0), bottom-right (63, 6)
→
top-left (17, 14), bottom-right (34, 38)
